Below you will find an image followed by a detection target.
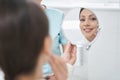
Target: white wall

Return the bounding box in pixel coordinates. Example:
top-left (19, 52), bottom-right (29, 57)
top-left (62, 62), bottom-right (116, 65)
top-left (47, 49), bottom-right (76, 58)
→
top-left (88, 9), bottom-right (120, 80)
top-left (83, 0), bottom-right (119, 3)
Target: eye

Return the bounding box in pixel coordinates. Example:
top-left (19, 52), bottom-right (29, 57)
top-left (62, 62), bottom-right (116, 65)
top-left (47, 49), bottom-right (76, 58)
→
top-left (91, 18), bottom-right (97, 21)
top-left (80, 19), bottom-right (85, 22)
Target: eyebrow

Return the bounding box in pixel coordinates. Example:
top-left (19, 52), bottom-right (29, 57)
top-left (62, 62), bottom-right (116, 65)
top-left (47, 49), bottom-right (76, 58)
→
top-left (89, 14), bottom-right (96, 17)
top-left (80, 14), bottom-right (96, 18)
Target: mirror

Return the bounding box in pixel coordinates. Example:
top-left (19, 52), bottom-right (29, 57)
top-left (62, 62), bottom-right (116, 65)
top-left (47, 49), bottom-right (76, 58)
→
top-left (62, 8), bottom-right (100, 50)
top-left (62, 8), bottom-right (83, 45)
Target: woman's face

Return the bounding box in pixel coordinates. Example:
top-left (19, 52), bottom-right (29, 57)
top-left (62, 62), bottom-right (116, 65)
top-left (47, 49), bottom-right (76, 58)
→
top-left (80, 8), bottom-right (98, 42)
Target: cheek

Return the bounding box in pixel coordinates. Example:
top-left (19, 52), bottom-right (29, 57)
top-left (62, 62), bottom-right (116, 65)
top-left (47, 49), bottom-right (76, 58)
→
top-left (46, 37), bottom-right (52, 53)
top-left (43, 36), bottom-right (52, 54)
top-left (80, 23), bottom-right (84, 29)
top-left (91, 22), bottom-right (98, 28)
top-left (48, 38), bottom-right (52, 49)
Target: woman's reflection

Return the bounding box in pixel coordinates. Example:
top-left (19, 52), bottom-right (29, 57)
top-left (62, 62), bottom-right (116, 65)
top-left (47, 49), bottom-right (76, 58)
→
top-left (79, 8), bottom-right (99, 42)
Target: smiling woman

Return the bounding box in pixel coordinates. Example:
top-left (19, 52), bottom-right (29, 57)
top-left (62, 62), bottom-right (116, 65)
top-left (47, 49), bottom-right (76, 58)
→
top-left (79, 8), bottom-right (99, 42)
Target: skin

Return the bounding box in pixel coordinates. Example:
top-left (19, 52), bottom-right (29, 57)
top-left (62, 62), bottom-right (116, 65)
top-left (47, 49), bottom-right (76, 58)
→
top-left (80, 8), bottom-right (99, 42)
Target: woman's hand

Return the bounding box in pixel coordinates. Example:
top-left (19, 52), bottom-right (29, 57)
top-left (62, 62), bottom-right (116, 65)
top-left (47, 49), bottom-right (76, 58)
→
top-left (48, 54), bottom-right (68, 80)
top-left (62, 43), bottom-right (77, 65)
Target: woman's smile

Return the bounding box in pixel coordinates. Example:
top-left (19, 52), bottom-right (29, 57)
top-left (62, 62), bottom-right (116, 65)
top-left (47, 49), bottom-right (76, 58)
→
top-left (83, 27), bottom-right (94, 33)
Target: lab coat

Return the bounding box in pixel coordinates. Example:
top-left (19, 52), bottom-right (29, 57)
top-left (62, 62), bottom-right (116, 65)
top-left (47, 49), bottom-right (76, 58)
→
top-left (67, 32), bottom-right (100, 80)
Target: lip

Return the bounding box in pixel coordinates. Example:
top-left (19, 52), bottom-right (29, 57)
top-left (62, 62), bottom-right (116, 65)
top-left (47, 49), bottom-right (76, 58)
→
top-left (83, 28), bottom-right (93, 33)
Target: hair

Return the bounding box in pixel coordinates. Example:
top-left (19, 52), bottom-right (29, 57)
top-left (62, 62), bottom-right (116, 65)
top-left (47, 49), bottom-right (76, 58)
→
top-left (0, 0), bottom-right (49, 80)
top-left (79, 8), bottom-right (85, 20)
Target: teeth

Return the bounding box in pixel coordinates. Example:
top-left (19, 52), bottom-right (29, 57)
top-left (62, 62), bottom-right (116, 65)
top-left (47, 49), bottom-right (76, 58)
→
top-left (84, 28), bottom-right (93, 33)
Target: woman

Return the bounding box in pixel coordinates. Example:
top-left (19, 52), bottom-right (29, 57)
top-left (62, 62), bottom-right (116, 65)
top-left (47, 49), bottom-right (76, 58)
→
top-left (0, 0), bottom-right (67, 80)
top-left (34, 0), bottom-right (76, 77)
top-left (79, 8), bottom-right (99, 42)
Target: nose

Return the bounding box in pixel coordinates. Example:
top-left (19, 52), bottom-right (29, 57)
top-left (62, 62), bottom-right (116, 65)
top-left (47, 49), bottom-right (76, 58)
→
top-left (84, 20), bottom-right (90, 27)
